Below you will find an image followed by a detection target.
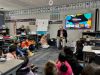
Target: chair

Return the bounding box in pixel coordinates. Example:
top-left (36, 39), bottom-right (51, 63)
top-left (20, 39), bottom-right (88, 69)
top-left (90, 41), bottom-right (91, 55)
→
top-left (94, 55), bottom-right (100, 65)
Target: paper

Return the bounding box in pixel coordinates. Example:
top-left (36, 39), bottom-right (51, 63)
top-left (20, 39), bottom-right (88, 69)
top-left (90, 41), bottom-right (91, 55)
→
top-left (36, 19), bottom-right (48, 31)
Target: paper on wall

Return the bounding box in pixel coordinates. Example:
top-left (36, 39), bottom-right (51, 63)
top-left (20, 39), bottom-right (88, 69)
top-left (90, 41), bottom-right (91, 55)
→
top-left (36, 19), bottom-right (48, 31)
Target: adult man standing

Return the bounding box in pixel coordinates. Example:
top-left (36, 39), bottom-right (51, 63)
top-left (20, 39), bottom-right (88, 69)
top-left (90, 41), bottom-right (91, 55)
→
top-left (57, 25), bottom-right (67, 49)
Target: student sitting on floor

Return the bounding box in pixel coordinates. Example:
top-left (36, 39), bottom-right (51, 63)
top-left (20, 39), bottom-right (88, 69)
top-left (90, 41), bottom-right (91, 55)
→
top-left (13, 41), bottom-right (25, 57)
top-left (21, 38), bottom-right (34, 57)
top-left (17, 56), bottom-right (37, 75)
top-left (75, 38), bottom-right (85, 61)
top-left (21, 38), bottom-right (36, 49)
top-left (5, 43), bottom-right (37, 75)
top-left (59, 46), bottom-right (83, 75)
top-left (56, 53), bottom-right (73, 75)
top-left (27, 38), bottom-right (36, 53)
top-left (44, 60), bottom-right (58, 75)
top-left (6, 45), bottom-right (17, 60)
top-left (40, 34), bottom-right (50, 48)
top-left (21, 38), bottom-right (30, 49)
top-left (10, 41), bottom-right (27, 57)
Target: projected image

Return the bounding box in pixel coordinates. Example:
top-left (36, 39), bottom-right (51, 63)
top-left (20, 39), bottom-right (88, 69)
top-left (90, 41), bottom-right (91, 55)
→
top-left (65, 13), bottom-right (92, 29)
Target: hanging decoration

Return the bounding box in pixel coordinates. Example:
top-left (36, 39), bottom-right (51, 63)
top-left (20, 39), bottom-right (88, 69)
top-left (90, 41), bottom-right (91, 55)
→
top-left (5, 0), bottom-right (100, 16)
top-left (49, 0), bottom-right (53, 6)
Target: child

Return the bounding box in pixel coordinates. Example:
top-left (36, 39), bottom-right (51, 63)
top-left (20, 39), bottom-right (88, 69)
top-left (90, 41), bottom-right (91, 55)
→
top-left (21, 39), bottom-right (34, 57)
top-left (40, 34), bottom-right (50, 48)
top-left (56, 54), bottom-right (73, 75)
top-left (17, 56), bottom-right (37, 75)
top-left (61, 46), bottom-right (83, 75)
top-left (44, 60), bottom-right (58, 75)
top-left (6, 45), bottom-right (17, 60)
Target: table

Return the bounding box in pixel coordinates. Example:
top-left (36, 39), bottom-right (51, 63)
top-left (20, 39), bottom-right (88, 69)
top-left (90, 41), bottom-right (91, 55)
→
top-left (83, 46), bottom-right (100, 54)
top-left (0, 59), bottom-right (24, 75)
top-left (83, 46), bottom-right (100, 66)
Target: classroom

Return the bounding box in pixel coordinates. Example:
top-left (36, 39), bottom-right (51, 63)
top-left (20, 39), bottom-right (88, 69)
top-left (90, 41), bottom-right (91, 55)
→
top-left (0, 0), bottom-right (100, 75)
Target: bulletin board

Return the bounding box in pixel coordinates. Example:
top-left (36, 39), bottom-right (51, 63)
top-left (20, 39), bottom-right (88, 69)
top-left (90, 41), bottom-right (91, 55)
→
top-left (36, 19), bottom-right (48, 35)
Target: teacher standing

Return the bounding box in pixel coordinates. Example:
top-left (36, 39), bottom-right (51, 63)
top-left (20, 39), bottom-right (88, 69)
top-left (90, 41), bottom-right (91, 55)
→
top-left (57, 25), bottom-right (67, 49)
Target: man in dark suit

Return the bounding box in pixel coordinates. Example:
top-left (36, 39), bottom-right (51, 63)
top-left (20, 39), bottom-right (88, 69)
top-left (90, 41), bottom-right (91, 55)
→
top-left (57, 25), bottom-right (67, 49)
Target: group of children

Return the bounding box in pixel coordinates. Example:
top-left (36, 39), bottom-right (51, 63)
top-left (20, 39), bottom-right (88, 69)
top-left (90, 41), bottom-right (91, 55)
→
top-left (4, 37), bottom-right (83, 75)
top-left (3, 35), bottom-right (100, 75)
top-left (2, 33), bottom-right (51, 60)
top-left (1, 34), bottom-right (91, 75)
top-left (1, 34), bottom-right (51, 75)
top-left (44, 46), bottom-right (83, 75)
top-left (2, 38), bottom-right (37, 75)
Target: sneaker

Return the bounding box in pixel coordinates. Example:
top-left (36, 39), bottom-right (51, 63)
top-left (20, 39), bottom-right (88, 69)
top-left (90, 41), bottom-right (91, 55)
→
top-left (28, 51), bottom-right (34, 57)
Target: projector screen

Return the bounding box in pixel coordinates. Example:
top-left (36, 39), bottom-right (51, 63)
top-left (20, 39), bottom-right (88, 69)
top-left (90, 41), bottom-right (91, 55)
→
top-left (65, 13), bottom-right (92, 29)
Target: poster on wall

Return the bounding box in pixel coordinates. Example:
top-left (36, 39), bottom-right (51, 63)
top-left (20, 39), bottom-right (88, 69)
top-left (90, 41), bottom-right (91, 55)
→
top-left (36, 19), bottom-right (48, 31)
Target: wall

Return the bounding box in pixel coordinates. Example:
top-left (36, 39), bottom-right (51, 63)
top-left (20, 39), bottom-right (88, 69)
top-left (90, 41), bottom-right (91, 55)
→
top-left (49, 8), bottom-right (96, 42)
top-left (5, 13), bottom-right (50, 35)
top-left (60, 8), bottom-right (96, 42)
top-left (5, 8), bottom-right (97, 42)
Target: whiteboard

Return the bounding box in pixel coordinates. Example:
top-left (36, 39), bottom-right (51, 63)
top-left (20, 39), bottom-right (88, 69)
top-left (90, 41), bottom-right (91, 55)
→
top-left (36, 19), bottom-right (48, 31)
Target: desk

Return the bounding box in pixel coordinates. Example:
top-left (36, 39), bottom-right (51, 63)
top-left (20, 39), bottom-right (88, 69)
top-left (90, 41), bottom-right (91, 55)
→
top-left (83, 46), bottom-right (100, 66)
top-left (83, 46), bottom-right (100, 54)
top-left (0, 59), bottom-right (24, 75)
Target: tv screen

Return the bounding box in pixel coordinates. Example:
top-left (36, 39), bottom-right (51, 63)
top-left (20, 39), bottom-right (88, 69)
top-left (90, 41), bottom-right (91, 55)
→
top-left (65, 13), bottom-right (92, 29)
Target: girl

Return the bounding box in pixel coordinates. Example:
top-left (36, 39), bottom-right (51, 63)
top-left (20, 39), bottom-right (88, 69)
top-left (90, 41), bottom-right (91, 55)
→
top-left (6, 45), bottom-right (17, 60)
top-left (40, 34), bottom-right (50, 48)
top-left (56, 54), bottom-right (73, 75)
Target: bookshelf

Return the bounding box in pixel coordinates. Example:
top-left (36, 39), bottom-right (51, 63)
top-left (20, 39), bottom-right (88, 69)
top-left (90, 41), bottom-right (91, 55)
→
top-left (0, 29), bottom-right (9, 35)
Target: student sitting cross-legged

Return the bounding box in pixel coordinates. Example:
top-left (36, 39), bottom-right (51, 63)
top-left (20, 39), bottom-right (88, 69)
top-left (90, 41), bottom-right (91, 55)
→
top-left (59, 46), bottom-right (83, 75)
top-left (56, 53), bottom-right (73, 75)
top-left (40, 34), bottom-right (50, 48)
top-left (44, 60), bottom-right (58, 75)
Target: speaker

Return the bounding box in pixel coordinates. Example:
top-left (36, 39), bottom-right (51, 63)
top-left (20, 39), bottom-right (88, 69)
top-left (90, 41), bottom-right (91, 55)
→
top-left (95, 8), bottom-right (99, 31)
